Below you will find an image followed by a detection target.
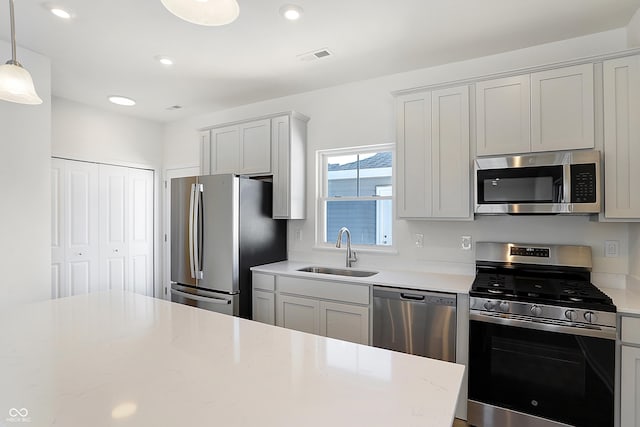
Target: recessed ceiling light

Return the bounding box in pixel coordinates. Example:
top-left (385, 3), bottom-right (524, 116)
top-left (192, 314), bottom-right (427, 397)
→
top-left (50, 7), bottom-right (72, 19)
top-left (108, 96), bottom-right (136, 106)
top-left (280, 4), bottom-right (303, 21)
top-left (155, 56), bottom-right (174, 66)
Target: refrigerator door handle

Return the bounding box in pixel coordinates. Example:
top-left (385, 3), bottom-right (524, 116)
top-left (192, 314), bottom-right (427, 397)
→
top-left (188, 183), bottom-right (197, 279)
top-left (170, 288), bottom-right (231, 305)
top-left (193, 183), bottom-right (204, 280)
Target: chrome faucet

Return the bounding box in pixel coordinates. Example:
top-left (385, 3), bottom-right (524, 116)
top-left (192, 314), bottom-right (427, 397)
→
top-left (336, 227), bottom-right (357, 268)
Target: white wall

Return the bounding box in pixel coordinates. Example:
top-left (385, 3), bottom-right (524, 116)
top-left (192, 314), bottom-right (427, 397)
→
top-left (628, 7), bottom-right (640, 47)
top-left (52, 97), bottom-right (163, 168)
top-left (164, 28), bottom-right (633, 277)
top-left (0, 41), bottom-right (51, 311)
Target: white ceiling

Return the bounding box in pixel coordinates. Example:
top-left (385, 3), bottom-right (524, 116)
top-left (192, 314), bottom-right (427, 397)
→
top-left (1, 0), bottom-right (639, 123)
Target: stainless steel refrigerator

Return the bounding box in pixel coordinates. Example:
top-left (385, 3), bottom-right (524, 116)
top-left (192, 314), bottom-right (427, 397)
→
top-left (170, 174), bottom-right (287, 318)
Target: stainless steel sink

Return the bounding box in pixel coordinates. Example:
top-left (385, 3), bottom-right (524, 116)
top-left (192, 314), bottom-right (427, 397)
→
top-left (297, 266), bottom-right (378, 277)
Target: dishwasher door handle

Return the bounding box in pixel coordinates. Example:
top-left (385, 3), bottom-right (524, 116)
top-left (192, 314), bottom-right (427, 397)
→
top-left (400, 293), bottom-right (425, 301)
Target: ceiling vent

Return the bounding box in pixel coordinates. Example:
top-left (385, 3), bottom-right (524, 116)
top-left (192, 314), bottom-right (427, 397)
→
top-left (297, 48), bottom-right (332, 62)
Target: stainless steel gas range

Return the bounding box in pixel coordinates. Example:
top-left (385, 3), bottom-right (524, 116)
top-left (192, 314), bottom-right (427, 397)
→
top-left (468, 242), bottom-right (616, 427)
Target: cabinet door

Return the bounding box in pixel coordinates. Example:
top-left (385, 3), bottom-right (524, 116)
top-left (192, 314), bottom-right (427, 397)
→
top-left (621, 346), bottom-right (640, 427)
top-left (531, 63), bottom-right (594, 152)
top-left (319, 301), bottom-right (369, 345)
top-left (199, 130), bottom-right (211, 175)
top-left (276, 294), bottom-right (319, 335)
top-left (603, 55), bottom-right (640, 219)
top-left (239, 119), bottom-right (271, 175)
top-left (253, 290), bottom-right (275, 325)
top-left (211, 125), bottom-right (240, 174)
top-left (476, 75), bottom-right (531, 155)
top-left (431, 85), bottom-right (470, 218)
top-left (272, 115), bottom-right (291, 218)
top-left (396, 92), bottom-right (432, 217)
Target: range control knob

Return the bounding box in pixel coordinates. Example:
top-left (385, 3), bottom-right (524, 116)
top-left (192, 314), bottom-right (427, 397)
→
top-left (565, 310), bottom-right (578, 322)
top-left (530, 305), bottom-right (543, 316)
top-left (584, 311), bottom-right (597, 324)
top-left (483, 301), bottom-right (495, 311)
top-left (499, 301), bottom-right (510, 312)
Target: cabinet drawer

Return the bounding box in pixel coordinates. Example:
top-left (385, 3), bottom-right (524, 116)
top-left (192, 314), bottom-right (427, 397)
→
top-left (622, 316), bottom-right (640, 344)
top-left (277, 276), bottom-right (369, 305)
top-left (253, 272), bottom-right (275, 292)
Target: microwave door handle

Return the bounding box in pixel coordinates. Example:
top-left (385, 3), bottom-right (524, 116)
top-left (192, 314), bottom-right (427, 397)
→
top-left (563, 164), bottom-right (571, 203)
top-left (188, 183), bottom-right (196, 279)
top-left (193, 183), bottom-right (204, 280)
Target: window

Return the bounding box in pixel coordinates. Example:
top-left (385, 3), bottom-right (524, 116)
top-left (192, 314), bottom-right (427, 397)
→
top-left (318, 145), bottom-right (393, 247)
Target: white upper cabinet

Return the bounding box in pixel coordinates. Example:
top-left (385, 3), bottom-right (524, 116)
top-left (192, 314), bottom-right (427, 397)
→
top-left (205, 119), bottom-right (271, 176)
top-left (476, 75), bottom-right (531, 156)
top-left (271, 114), bottom-right (308, 219)
top-left (396, 85), bottom-right (471, 219)
top-left (531, 63), bottom-right (594, 152)
top-left (201, 112), bottom-right (309, 219)
top-left (431, 86), bottom-right (470, 218)
top-left (475, 63), bottom-right (594, 155)
top-left (239, 119), bottom-right (272, 175)
top-left (603, 55), bottom-right (640, 219)
top-left (396, 92), bottom-right (431, 218)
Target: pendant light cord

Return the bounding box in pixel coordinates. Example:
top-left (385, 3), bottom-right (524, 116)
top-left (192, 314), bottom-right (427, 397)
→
top-left (8, 0), bottom-right (17, 65)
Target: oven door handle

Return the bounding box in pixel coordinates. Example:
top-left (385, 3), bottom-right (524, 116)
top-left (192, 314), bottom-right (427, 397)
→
top-left (470, 310), bottom-right (616, 340)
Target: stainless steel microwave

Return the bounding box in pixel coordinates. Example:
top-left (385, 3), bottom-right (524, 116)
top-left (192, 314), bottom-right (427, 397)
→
top-left (474, 150), bottom-right (601, 214)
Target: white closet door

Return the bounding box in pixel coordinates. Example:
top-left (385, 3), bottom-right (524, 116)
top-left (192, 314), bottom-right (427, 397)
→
top-left (128, 168), bottom-right (154, 296)
top-left (64, 161), bottom-right (100, 296)
top-left (51, 159), bottom-right (66, 299)
top-left (99, 164), bottom-right (129, 291)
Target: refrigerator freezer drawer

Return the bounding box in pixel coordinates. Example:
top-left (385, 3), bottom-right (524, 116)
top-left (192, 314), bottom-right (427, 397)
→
top-left (170, 283), bottom-right (238, 316)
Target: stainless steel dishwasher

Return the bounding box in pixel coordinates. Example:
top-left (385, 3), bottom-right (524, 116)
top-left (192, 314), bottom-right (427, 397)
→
top-left (372, 286), bottom-right (456, 361)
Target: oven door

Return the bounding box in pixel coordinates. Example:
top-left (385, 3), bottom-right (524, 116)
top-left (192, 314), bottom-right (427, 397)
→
top-left (468, 315), bottom-right (614, 427)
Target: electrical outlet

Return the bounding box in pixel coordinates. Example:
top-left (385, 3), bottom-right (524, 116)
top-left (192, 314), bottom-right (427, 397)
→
top-left (461, 236), bottom-right (472, 251)
top-left (415, 233), bottom-right (424, 248)
top-left (295, 228), bottom-right (303, 241)
top-left (605, 240), bottom-right (619, 257)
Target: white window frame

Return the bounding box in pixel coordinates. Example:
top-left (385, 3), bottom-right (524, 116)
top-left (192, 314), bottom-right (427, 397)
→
top-left (316, 143), bottom-right (395, 251)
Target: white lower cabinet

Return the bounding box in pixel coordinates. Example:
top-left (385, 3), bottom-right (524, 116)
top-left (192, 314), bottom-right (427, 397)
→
top-left (252, 273), bottom-right (370, 345)
top-left (276, 294), bottom-right (319, 334)
top-left (319, 301), bottom-right (369, 345)
top-left (252, 290), bottom-right (275, 325)
top-left (621, 346), bottom-right (640, 427)
top-left (621, 316), bottom-right (640, 427)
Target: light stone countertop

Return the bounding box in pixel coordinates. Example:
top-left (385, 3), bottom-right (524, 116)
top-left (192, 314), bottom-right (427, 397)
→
top-left (251, 260), bottom-right (475, 294)
top-left (600, 286), bottom-right (640, 316)
top-left (0, 291), bottom-right (465, 427)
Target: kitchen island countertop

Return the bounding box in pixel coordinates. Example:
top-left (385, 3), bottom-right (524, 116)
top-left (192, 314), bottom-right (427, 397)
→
top-left (0, 291), bottom-right (464, 427)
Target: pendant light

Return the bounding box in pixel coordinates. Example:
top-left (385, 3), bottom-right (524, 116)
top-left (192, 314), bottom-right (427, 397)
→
top-left (0, 0), bottom-right (42, 105)
top-left (160, 0), bottom-right (239, 26)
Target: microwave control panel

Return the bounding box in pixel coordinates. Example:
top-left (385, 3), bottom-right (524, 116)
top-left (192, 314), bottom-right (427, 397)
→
top-left (570, 163), bottom-right (596, 203)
